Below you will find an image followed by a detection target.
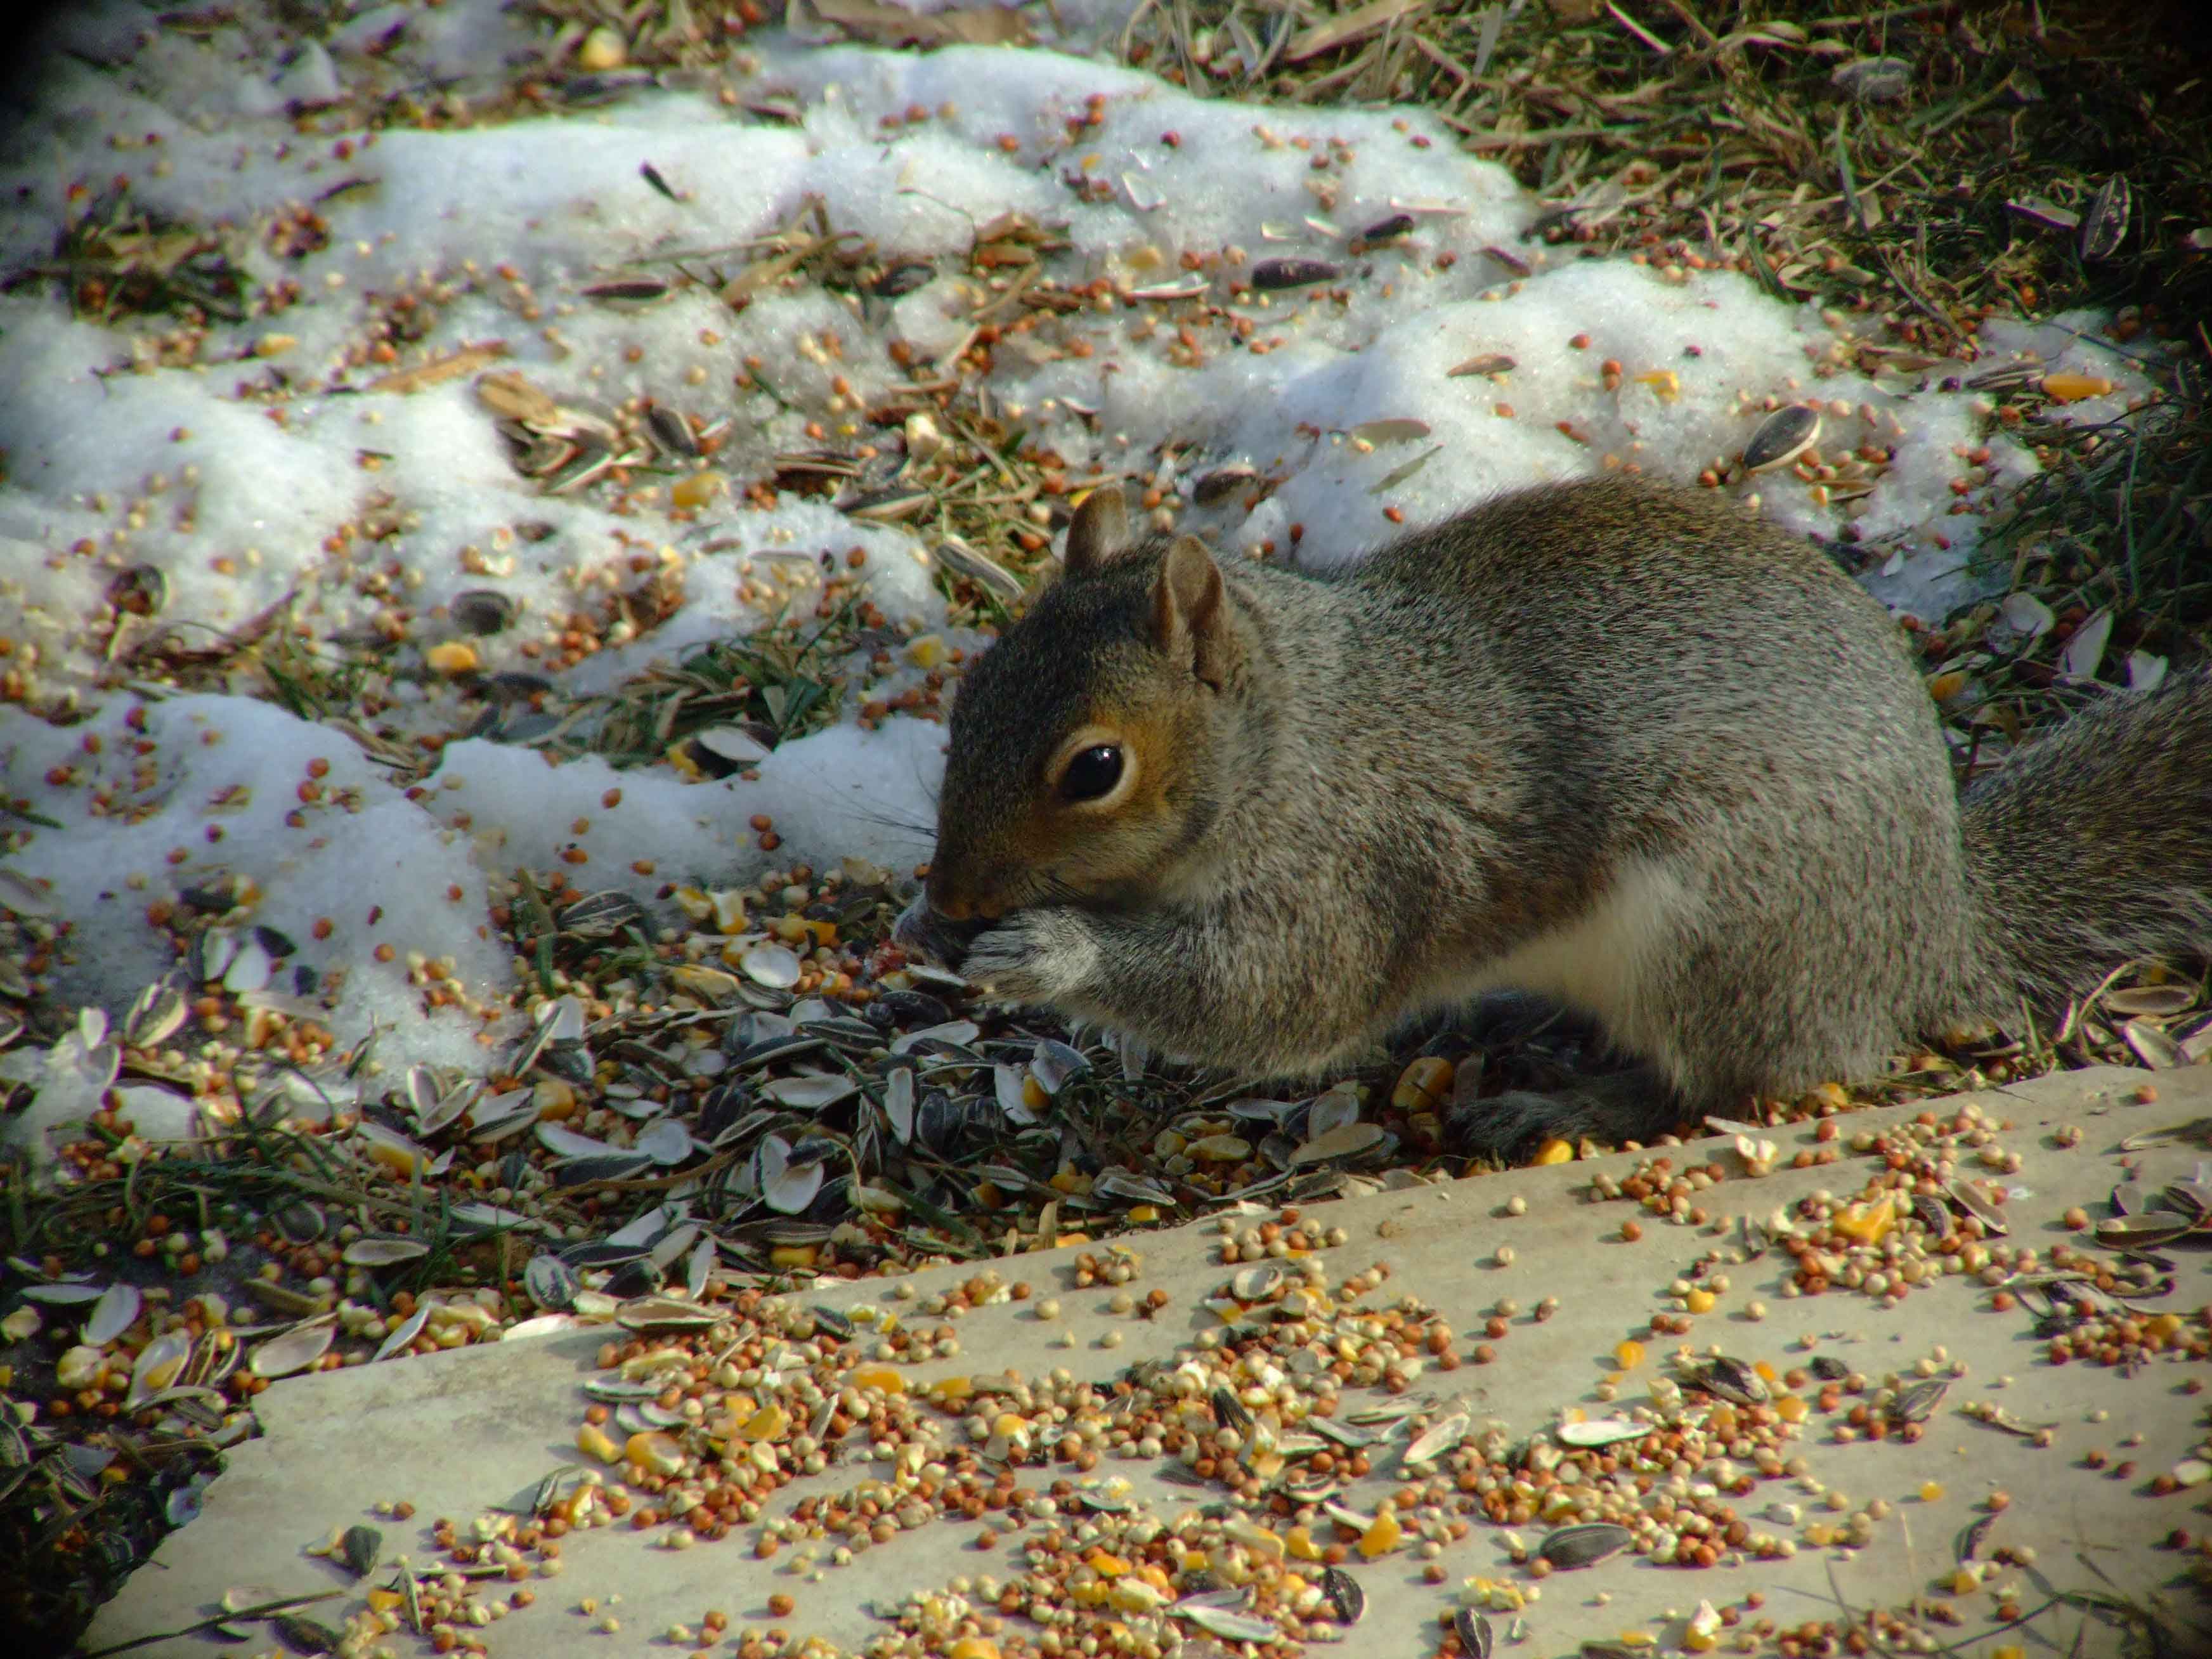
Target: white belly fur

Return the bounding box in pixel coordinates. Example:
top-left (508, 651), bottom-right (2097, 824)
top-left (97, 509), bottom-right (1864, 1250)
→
top-left (1448, 859), bottom-right (1697, 1047)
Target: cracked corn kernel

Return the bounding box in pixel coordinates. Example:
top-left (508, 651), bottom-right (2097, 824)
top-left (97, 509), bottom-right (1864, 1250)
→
top-left (1832, 1193), bottom-right (1895, 1243)
top-left (1614, 1340), bottom-right (1645, 1370)
top-left (625, 1432), bottom-right (684, 1477)
top-left (1359, 1508), bottom-right (1402, 1557)
top-left (1392, 1057), bottom-right (1454, 1110)
top-left (670, 471), bottom-right (723, 509)
top-left (2040, 373), bottom-right (2113, 403)
top-left (741, 1405), bottom-right (789, 1441)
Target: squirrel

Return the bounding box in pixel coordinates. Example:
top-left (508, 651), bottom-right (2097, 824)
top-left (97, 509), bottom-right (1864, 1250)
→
top-left (894, 475), bottom-right (2212, 1156)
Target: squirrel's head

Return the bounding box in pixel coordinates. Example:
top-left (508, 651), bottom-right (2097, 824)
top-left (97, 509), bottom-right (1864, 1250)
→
top-left (924, 488), bottom-right (1246, 923)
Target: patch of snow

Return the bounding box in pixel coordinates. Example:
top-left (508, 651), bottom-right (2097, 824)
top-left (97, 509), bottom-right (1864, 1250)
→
top-left (0, 1), bottom-right (2170, 1125)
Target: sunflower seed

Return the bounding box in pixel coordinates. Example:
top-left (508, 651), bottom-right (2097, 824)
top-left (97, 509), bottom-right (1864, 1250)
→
top-left (580, 275), bottom-right (671, 303)
top-left (84, 1282), bottom-right (143, 1346)
top-left (467, 1090), bottom-right (540, 1144)
top-left (1888, 1378), bottom-right (1949, 1423)
top-left (2105, 984), bottom-right (2197, 1017)
top-left (2162, 1180), bottom-right (2212, 1217)
top-left (1557, 1417), bottom-right (1648, 1448)
top-left (1741, 405), bottom-right (1821, 472)
top-left (0, 868), bottom-right (55, 918)
top-left (525, 1253), bottom-right (580, 1312)
top-left (1291, 1121), bottom-right (1384, 1165)
top-left (449, 588), bottom-right (518, 636)
top-left (1448, 352), bottom-right (1516, 377)
top-left (994, 1063), bottom-right (1039, 1125)
top-left (635, 1116), bottom-right (695, 1165)
top-left (2119, 1117), bottom-right (2212, 1152)
top-left (343, 1237), bottom-right (429, 1268)
top-left (2095, 1214), bottom-right (2194, 1249)
top-left (1030, 1038), bottom-right (1088, 1095)
top-left (1947, 1178), bottom-right (2010, 1234)
top-left (843, 485), bottom-right (930, 522)
top-left (373, 1304), bottom-right (430, 1363)
top-left (692, 726), bottom-right (772, 767)
top-left (1249, 257), bottom-right (1339, 290)
top-left (2060, 607), bottom-right (2112, 681)
top-left (1455, 1608), bottom-right (1495, 1659)
top-left (124, 982), bottom-right (189, 1048)
top-left (1682, 1353), bottom-right (1767, 1406)
top-left (2079, 174), bottom-right (2130, 262)
top-left (1176, 1603), bottom-right (1277, 1641)
top-left (1126, 276), bottom-right (1210, 301)
top-left (250, 1319), bottom-right (336, 1379)
top-left (274, 1614), bottom-right (340, 1654)
top-left (1230, 1265), bottom-right (1283, 1302)
top-left (616, 1295), bottom-right (722, 1331)
top-left (644, 404), bottom-right (699, 457)
top-left (2125, 1018), bottom-right (2182, 1071)
top-left (741, 943), bottom-right (803, 989)
top-left (127, 1331), bottom-right (193, 1405)
top-left (1347, 418), bottom-right (1431, 446)
top-left (759, 1134), bottom-right (826, 1214)
top-left (2005, 196), bottom-right (2080, 234)
top-left (1192, 464), bottom-right (1257, 504)
top-left (891, 1019), bottom-right (980, 1056)
top-left (934, 535), bottom-right (1024, 602)
top-left (1402, 1411), bottom-right (1469, 1466)
top-left (1958, 1512), bottom-right (1997, 1560)
top-left (1320, 1565), bottom-right (1365, 1623)
top-left (341, 1524), bottom-right (382, 1577)
top-left (193, 927), bottom-right (238, 982)
top-left (883, 1066), bottom-right (916, 1144)
top-left (763, 1074), bottom-right (857, 1110)
top-left (412, 1078), bottom-right (479, 1138)
top-left (1211, 1387), bottom-right (1254, 1433)
top-left (1539, 1521), bottom-right (1634, 1570)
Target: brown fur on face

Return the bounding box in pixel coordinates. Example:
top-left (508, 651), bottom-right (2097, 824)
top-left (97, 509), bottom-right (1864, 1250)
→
top-left (924, 521), bottom-right (1244, 921)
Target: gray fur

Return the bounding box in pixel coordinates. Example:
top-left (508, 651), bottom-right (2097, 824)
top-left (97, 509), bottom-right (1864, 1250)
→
top-left (899, 476), bottom-right (2212, 1154)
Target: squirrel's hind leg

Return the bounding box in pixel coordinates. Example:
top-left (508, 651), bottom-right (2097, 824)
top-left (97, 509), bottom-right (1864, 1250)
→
top-left (1444, 1068), bottom-right (1681, 1162)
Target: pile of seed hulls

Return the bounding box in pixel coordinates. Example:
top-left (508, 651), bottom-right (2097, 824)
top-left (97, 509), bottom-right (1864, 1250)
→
top-left (5, 845), bottom-right (2208, 1433)
top-left (6, 831), bottom-right (2212, 1658)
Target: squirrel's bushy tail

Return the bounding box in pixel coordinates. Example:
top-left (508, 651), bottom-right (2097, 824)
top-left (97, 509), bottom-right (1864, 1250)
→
top-left (1962, 670), bottom-right (2212, 1017)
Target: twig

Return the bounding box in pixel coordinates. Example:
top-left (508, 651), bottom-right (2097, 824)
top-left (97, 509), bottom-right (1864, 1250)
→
top-left (1604, 0), bottom-right (1672, 53)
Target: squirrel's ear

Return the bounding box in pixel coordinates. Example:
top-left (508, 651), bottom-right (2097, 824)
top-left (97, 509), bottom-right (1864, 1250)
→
top-left (1151, 535), bottom-right (1235, 690)
top-left (1063, 488), bottom-right (1132, 576)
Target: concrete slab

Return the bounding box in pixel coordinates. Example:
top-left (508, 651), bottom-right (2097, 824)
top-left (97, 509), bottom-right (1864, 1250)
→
top-left (91, 1065), bottom-right (2212, 1658)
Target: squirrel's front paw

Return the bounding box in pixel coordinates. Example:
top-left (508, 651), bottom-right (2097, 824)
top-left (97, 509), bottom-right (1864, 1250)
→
top-left (961, 909), bottom-right (1101, 1006)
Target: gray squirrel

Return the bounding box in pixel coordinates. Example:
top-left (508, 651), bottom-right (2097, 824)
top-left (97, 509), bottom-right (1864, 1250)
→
top-left (895, 476), bottom-right (2212, 1154)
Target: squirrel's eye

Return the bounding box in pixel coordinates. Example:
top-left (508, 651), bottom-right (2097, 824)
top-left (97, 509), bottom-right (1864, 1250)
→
top-left (1059, 745), bottom-right (1124, 803)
